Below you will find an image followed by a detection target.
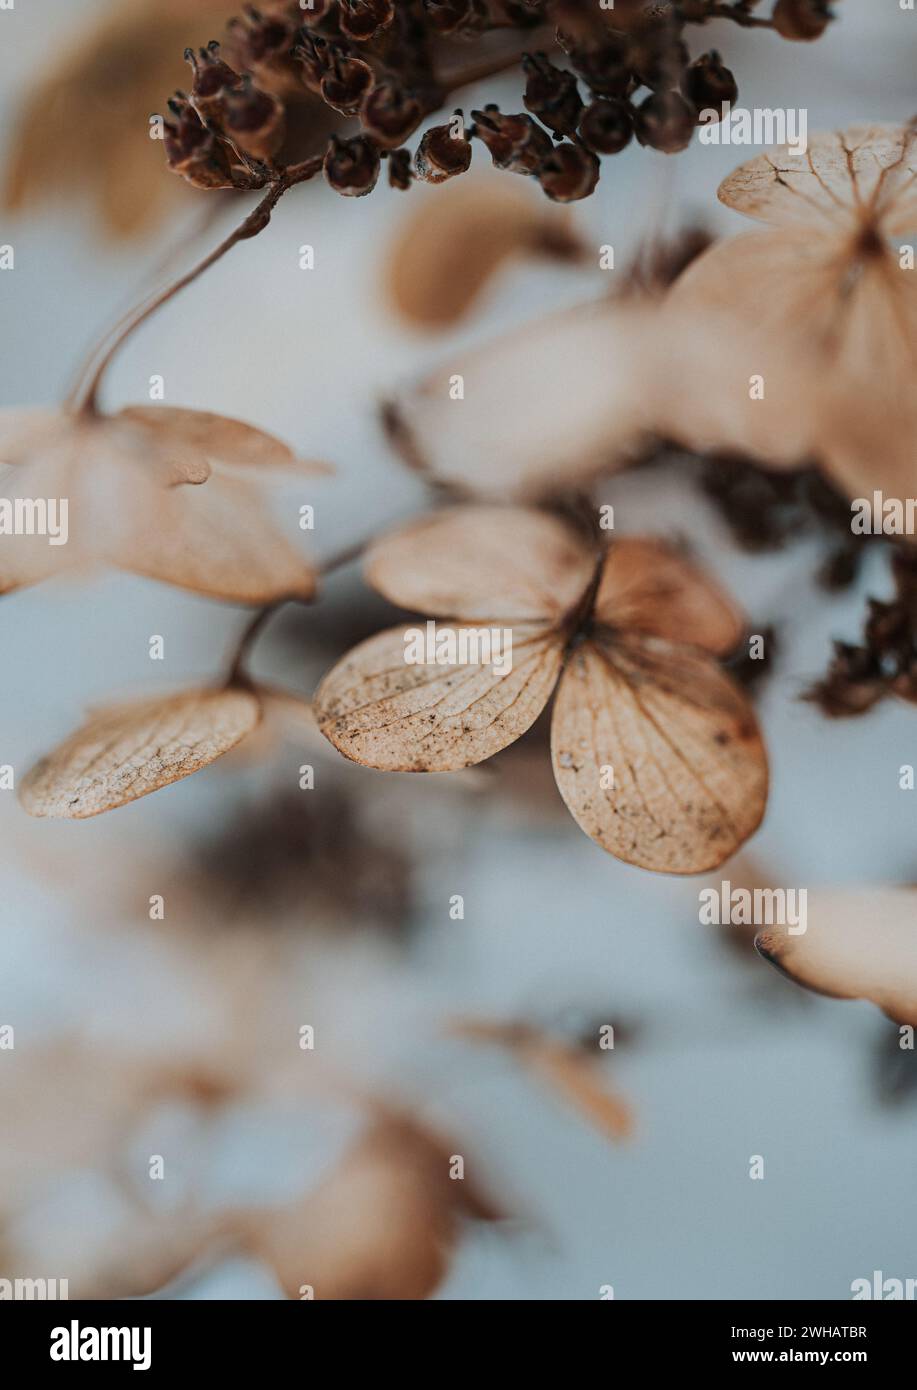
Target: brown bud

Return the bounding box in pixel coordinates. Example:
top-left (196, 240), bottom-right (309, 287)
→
top-left (414, 114), bottom-right (472, 183)
top-left (680, 50), bottom-right (738, 114)
top-left (221, 76), bottom-right (286, 162)
top-left (361, 83), bottom-right (423, 149)
top-left (388, 148), bottom-right (414, 191)
top-left (320, 49), bottom-right (375, 116)
top-left (522, 53), bottom-right (583, 138)
top-left (225, 8), bottom-right (297, 94)
top-left (536, 141), bottom-right (599, 202)
top-left (471, 106), bottom-right (554, 175)
top-left (291, 33), bottom-right (329, 95)
top-left (772, 0), bottom-right (833, 41)
top-left (339, 0), bottom-right (396, 42)
top-left (185, 42), bottom-right (243, 124)
top-left (324, 134), bottom-right (381, 196)
top-left (633, 90), bottom-right (695, 153)
top-left (568, 39), bottom-right (633, 98)
top-left (164, 97), bottom-right (242, 190)
top-left (578, 97), bottom-right (633, 155)
top-left (628, 30), bottom-right (689, 91)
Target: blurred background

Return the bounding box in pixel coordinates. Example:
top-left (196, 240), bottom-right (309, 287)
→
top-left (2, 0), bottom-right (917, 1300)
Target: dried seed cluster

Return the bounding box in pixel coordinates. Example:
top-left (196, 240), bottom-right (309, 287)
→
top-left (161, 0), bottom-right (833, 203)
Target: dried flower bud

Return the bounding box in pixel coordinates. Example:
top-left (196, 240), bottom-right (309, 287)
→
top-left (414, 113), bottom-right (472, 183)
top-left (628, 30), bottom-right (689, 91)
top-left (226, 7), bottom-right (296, 92)
top-left (471, 106), bottom-right (554, 175)
top-left (423, 0), bottom-right (487, 35)
top-left (522, 53), bottom-right (583, 138)
top-left (339, 0), bottom-right (396, 42)
top-left (221, 76), bottom-right (286, 161)
top-left (568, 39), bottom-right (633, 98)
top-left (324, 133), bottom-right (381, 196)
top-left (578, 97), bottom-right (633, 155)
top-left (320, 48), bottom-right (375, 116)
top-left (361, 83), bottom-right (423, 148)
top-left (680, 50), bottom-right (738, 114)
top-left (185, 41), bottom-right (243, 123)
top-left (388, 148), bottom-right (414, 191)
top-left (291, 32), bottom-right (329, 94)
top-left (772, 0), bottom-right (833, 41)
top-left (633, 90), bottom-right (695, 153)
top-left (164, 97), bottom-right (241, 190)
top-left (536, 141), bottom-right (599, 202)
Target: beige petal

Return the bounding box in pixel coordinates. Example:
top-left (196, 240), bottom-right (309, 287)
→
top-left (365, 506), bottom-right (593, 622)
top-left (19, 687), bottom-right (261, 819)
top-left (551, 635), bottom-right (767, 873)
top-left (386, 178), bottom-right (583, 330)
top-left (661, 228), bottom-right (840, 467)
top-left (717, 125), bottom-right (914, 230)
top-left (116, 406), bottom-right (331, 478)
top-left (315, 622), bottom-right (564, 772)
top-left (595, 538), bottom-right (744, 656)
top-left (113, 469), bottom-right (318, 604)
top-left (245, 1115), bottom-right (497, 1300)
top-left (0, 408), bottom-right (66, 465)
top-left (386, 299), bottom-right (654, 498)
top-left (756, 888), bottom-right (917, 1026)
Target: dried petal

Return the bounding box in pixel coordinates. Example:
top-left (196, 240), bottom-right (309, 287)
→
top-left (315, 622), bottom-right (564, 772)
top-left (364, 506), bottom-right (593, 622)
top-left (756, 889), bottom-right (917, 1025)
top-left (116, 407), bottom-right (330, 478)
top-left (551, 635), bottom-right (768, 873)
top-left (594, 538), bottom-right (745, 656)
top-left (20, 688), bottom-right (261, 819)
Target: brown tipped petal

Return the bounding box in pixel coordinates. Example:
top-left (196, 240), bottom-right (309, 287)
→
top-left (19, 688), bottom-right (261, 819)
top-left (364, 505), bottom-right (593, 622)
top-left (594, 538), bottom-right (745, 656)
top-left (550, 635), bottom-right (768, 873)
top-left (315, 622), bottom-right (564, 772)
top-left (756, 889), bottom-right (917, 1026)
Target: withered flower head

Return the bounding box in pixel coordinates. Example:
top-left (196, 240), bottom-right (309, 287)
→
top-left (324, 132), bottom-right (381, 195)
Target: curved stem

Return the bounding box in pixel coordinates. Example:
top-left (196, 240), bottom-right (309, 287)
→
top-left (73, 155), bottom-right (323, 418)
top-left (227, 603), bottom-right (282, 687)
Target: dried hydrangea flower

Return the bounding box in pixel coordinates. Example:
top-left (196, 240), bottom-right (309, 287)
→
top-left (315, 507), bottom-right (767, 873)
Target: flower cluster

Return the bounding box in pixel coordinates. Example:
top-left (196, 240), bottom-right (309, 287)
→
top-left (161, 0), bottom-right (834, 203)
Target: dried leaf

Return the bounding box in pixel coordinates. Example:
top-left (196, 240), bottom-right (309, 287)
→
top-left (364, 506), bottom-right (593, 622)
top-left (595, 538), bottom-right (744, 656)
top-left (20, 687), bottom-right (261, 819)
top-left (386, 299), bottom-right (655, 498)
top-left (386, 178), bottom-right (583, 330)
top-left (717, 124), bottom-right (917, 230)
top-left (756, 888), bottom-right (917, 1025)
top-left (551, 634), bottom-right (768, 873)
top-left (315, 622), bottom-right (564, 772)
top-left (246, 1116), bottom-right (497, 1300)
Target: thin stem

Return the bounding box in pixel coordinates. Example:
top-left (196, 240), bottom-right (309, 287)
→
top-left (73, 155), bottom-right (323, 417)
top-left (227, 603), bottom-right (282, 687)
